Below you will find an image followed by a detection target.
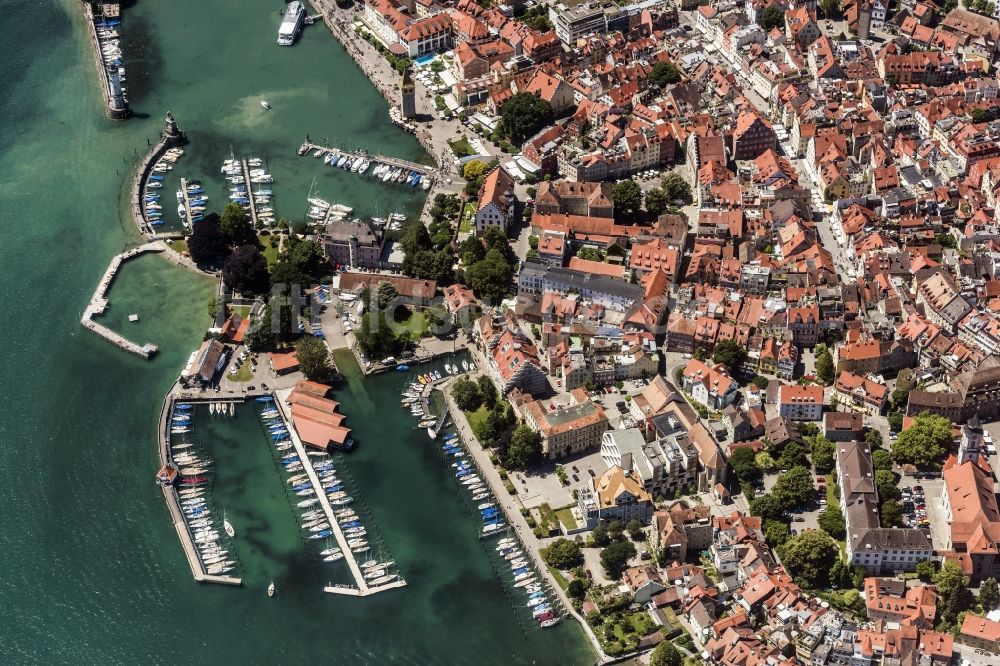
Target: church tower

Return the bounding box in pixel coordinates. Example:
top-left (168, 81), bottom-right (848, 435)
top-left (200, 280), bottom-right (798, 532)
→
top-left (400, 68), bottom-right (416, 119)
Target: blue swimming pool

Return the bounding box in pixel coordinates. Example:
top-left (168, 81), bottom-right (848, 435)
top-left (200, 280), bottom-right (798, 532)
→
top-left (414, 54), bottom-right (436, 65)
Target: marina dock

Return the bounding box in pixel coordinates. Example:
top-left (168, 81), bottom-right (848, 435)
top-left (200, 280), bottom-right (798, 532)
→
top-left (157, 394), bottom-right (246, 586)
top-left (272, 390), bottom-right (406, 597)
top-left (239, 159), bottom-right (261, 227)
top-left (298, 141), bottom-right (436, 179)
top-left (179, 178), bottom-right (194, 227)
top-left (80, 242), bottom-right (163, 359)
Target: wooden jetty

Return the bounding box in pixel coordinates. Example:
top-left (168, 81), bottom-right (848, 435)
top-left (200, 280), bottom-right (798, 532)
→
top-left (80, 242), bottom-right (163, 359)
top-left (157, 394), bottom-right (243, 586)
top-left (298, 141), bottom-right (436, 179)
top-left (272, 389), bottom-right (406, 597)
top-left (240, 159), bottom-right (260, 227)
top-left (179, 178), bottom-right (193, 228)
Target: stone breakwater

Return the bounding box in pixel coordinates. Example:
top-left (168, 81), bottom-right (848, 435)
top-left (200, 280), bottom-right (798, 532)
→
top-left (80, 1), bottom-right (129, 119)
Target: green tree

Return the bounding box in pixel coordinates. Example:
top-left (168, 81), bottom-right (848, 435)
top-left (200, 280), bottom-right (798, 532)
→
top-left (730, 446), bottom-right (762, 482)
top-left (294, 335), bottom-right (333, 380)
top-left (818, 506), bottom-right (846, 539)
top-left (457, 236), bottom-right (486, 265)
top-left (374, 282), bottom-right (400, 311)
top-left (649, 640), bottom-right (682, 666)
top-left (915, 560), bottom-right (937, 582)
top-left (712, 340), bottom-right (748, 372)
top-left (207, 296), bottom-right (222, 321)
top-left (648, 61), bottom-right (681, 88)
top-left (423, 304), bottom-right (451, 334)
top-left (880, 500), bottom-right (903, 528)
top-left (888, 411), bottom-right (904, 432)
top-left (576, 247), bottom-right (603, 262)
top-left (591, 523), bottom-right (610, 547)
top-left (972, 108), bottom-right (991, 124)
top-left (764, 519), bottom-right (792, 548)
top-left (758, 5), bottom-right (784, 30)
top-left (477, 375), bottom-right (498, 409)
top-left (600, 539), bottom-right (637, 578)
top-left (811, 435), bottom-right (835, 474)
top-left (245, 304), bottom-right (275, 351)
top-left (219, 202), bottom-right (256, 247)
top-left (187, 213), bottom-right (229, 265)
top-left (875, 469), bottom-right (901, 502)
top-left (607, 520), bottom-right (624, 542)
top-left (506, 424), bottom-right (541, 469)
top-left (499, 92), bottom-right (554, 144)
top-left (400, 219), bottom-right (433, 255)
top-left (980, 577), bottom-right (1000, 612)
top-left (611, 180), bottom-right (643, 220)
top-left (661, 172), bottom-right (693, 204)
top-left (871, 449), bottom-right (892, 472)
top-left (752, 375), bottom-right (769, 389)
top-left (865, 429), bottom-right (884, 450)
top-left (567, 578), bottom-right (586, 599)
top-left (778, 530), bottom-right (841, 588)
top-left (815, 349), bottom-right (835, 385)
top-left (892, 412), bottom-right (953, 468)
top-left (755, 451), bottom-right (778, 472)
top-left (355, 310), bottom-right (405, 359)
top-left (463, 160), bottom-right (487, 181)
top-left (772, 466), bottom-right (815, 511)
top-left (749, 493), bottom-right (787, 522)
top-left (778, 441), bottom-right (810, 470)
top-left (541, 538), bottom-right (583, 569)
top-left (464, 250), bottom-right (513, 302)
top-left (451, 377), bottom-right (483, 411)
top-left (935, 560), bottom-right (976, 629)
top-left (403, 248), bottom-right (454, 282)
top-left (818, 0), bottom-right (840, 18)
top-left (223, 245), bottom-right (270, 294)
top-left (626, 519), bottom-right (644, 540)
top-left (644, 187), bottom-right (670, 215)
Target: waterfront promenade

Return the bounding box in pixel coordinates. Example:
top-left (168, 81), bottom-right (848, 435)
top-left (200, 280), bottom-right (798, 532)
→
top-left (310, 0), bottom-right (469, 180)
top-left (441, 380), bottom-right (608, 661)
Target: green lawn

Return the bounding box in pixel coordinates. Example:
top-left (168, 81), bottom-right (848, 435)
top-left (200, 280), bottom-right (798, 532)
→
top-left (448, 136), bottom-right (475, 158)
top-left (259, 234), bottom-right (281, 266)
top-left (546, 564), bottom-right (569, 590)
top-left (231, 305), bottom-right (251, 318)
top-left (228, 363), bottom-right (254, 383)
top-left (554, 505), bottom-right (578, 531)
top-left (537, 503), bottom-right (560, 534)
top-left (465, 404), bottom-right (490, 434)
top-left (168, 239), bottom-right (188, 254)
top-left (459, 202), bottom-right (476, 233)
top-left (397, 310), bottom-right (429, 339)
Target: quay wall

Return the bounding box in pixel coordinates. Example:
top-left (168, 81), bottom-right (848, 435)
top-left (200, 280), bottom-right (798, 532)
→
top-left (156, 391), bottom-right (255, 586)
top-left (440, 381), bottom-right (610, 663)
top-left (309, 0), bottom-right (440, 168)
top-left (81, 2), bottom-right (129, 120)
top-left (130, 138), bottom-right (169, 238)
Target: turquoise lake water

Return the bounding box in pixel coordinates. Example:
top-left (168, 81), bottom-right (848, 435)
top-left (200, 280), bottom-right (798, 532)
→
top-left (0, 0), bottom-right (593, 662)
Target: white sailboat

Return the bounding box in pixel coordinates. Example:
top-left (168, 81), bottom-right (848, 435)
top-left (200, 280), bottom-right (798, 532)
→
top-left (223, 509), bottom-right (235, 538)
top-left (267, 581), bottom-right (276, 597)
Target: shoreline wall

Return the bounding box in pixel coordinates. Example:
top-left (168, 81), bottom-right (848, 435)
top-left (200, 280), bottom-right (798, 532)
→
top-left (81, 2), bottom-right (130, 120)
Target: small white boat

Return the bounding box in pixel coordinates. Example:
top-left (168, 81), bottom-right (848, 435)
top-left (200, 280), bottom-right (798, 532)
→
top-left (261, 100), bottom-right (271, 110)
top-left (267, 581), bottom-right (276, 597)
top-left (224, 511), bottom-right (235, 538)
